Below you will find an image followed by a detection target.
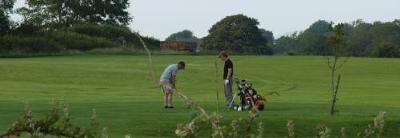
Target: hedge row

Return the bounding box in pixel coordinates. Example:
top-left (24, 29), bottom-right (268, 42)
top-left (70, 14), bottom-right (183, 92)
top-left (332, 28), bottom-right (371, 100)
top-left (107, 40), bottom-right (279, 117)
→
top-left (0, 31), bottom-right (121, 57)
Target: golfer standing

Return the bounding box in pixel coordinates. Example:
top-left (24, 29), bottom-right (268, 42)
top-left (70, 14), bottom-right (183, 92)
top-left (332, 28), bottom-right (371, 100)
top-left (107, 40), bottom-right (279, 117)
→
top-left (160, 61), bottom-right (185, 108)
top-left (218, 51), bottom-right (234, 108)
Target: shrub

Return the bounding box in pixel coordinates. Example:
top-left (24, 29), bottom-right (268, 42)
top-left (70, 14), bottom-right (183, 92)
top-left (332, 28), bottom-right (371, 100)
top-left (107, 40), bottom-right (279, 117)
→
top-left (0, 35), bottom-right (64, 57)
top-left (287, 52), bottom-right (297, 56)
top-left (0, 102), bottom-right (101, 138)
top-left (68, 23), bottom-right (134, 44)
top-left (371, 42), bottom-right (400, 58)
top-left (1, 23), bottom-right (161, 56)
top-left (68, 23), bottom-right (160, 49)
top-left (47, 31), bottom-right (120, 51)
top-left (9, 23), bottom-right (43, 35)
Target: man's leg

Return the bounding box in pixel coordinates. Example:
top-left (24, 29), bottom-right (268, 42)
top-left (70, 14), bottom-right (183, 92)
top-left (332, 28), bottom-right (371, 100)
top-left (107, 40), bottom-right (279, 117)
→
top-left (227, 79), bottom-right (234, 107)
top-left (224, 79), bottom-right (234, 108)
top-left (168, 92), bottom-right (174, 108)
top-left (162, 87), bottom-right (169, 108)
top-left (161, 83), bottom-right (170, 108)
top-left (224, 82), bottom-right (229, 107)
top-left (164, 94), bottom-right (168, 106)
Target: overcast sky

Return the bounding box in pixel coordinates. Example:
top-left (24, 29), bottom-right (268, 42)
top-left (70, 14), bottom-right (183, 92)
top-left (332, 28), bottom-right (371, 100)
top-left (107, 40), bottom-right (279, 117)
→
top-left (12, 0), bottom-right (400, 40)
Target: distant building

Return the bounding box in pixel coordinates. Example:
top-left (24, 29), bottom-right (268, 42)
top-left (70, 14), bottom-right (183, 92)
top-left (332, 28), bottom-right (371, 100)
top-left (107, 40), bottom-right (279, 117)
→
top-left (160, 38), bottom-right (202, 52)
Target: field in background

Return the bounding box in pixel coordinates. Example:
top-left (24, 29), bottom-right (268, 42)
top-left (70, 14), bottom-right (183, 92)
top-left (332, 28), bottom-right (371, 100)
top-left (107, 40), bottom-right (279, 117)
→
top-left (0, 55), bottom-right (399, 137)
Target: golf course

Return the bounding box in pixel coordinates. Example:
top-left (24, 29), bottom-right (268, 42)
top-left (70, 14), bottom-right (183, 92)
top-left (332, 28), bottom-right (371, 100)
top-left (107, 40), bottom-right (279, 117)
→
top-left (0, 55), bottom-right (399, 137)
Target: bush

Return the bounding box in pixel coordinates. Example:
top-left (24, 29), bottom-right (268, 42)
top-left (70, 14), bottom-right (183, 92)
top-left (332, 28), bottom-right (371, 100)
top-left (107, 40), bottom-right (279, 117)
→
top-left (371, 42), bottom-right (400, 58)
top-left (0, 102), bottom-right (101, 138)
top-left (69, 23), bottom-right (134, 44)
top-left (9, 23), bottom-right (42, 35)
top-left (0, 23), bottom-right (161, 56)
top-left (0, 35), bottom-right (64, 57)
top-left (47, 31), bottom-right (120, 51)
top-left (254, 45), bottom-right (274, 55)
top-left (68, 23), bottom-right (160, 49)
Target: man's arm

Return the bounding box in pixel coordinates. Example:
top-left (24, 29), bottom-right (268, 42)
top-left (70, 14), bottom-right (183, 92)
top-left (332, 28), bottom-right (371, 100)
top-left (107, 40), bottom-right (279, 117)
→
top-left (226, 68), bottom-right (232, 80)
top-left (172, 75), bottom-right (176, 89)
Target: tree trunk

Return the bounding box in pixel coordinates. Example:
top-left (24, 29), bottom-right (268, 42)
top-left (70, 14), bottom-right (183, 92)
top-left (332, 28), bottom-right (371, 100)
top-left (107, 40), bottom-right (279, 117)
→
top-left (330, 74), bottom-right (341, 115)
top-left (329, 55), bottom-right (342, 115)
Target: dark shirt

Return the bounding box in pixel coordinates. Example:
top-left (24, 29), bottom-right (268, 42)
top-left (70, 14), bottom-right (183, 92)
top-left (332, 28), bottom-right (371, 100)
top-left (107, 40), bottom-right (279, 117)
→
top-left (223, 59), bottom-right (233, 79)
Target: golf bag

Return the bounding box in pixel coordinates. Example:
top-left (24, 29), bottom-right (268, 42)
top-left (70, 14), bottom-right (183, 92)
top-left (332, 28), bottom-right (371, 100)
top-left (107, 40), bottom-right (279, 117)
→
top-left (234, 79), bottom-right (266, 111)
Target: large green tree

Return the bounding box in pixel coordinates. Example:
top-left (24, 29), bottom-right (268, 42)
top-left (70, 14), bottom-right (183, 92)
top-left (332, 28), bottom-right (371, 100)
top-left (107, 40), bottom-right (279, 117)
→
top-left (78, 0), bottom-right (132, 25)
top-left (0, 0), bottom-right (15, 33)
top-left (202, 14), bottom-right (269, 54)
top-left (274, 32), bottom-right (299, 55)
top-left (370, 21), bottom-right (400, 57)
top-left (165, 29), bottom-right (197, 41)
top-left (345, 20), bottom-right (374, 56)
top-left (297, 20), bottom-right (332, 55)
top-left (260, 28), bottom-right (274, 46)
top-left (17, 0), bottom-right (132, 28)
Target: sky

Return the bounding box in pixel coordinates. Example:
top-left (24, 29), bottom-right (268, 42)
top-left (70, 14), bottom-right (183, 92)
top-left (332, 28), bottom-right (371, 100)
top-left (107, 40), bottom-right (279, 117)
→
top-left (11, 0), bottom-right (400, 40)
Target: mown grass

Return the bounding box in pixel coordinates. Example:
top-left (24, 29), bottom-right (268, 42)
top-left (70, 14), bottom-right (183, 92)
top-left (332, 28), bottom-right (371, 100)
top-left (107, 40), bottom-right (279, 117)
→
top-left (0, 55), bottom-right (399, 137)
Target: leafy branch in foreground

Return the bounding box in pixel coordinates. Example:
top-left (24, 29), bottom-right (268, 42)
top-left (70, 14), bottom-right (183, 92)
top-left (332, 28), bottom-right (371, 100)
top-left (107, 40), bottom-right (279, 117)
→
top-left (174, 87), bottom-right (263, 138)
top-left (0, 101), bottom-right (391, 138)
top-left (286, 112), bottom-right (387, 138)
top-left (359, 111), bottom-right (387, 138)
top-left (173, 76), bottom-right (391, 138)
top-left (287, 120), bottom-right (295, 138)
top-left (0, 102), bottom-right (101, 138)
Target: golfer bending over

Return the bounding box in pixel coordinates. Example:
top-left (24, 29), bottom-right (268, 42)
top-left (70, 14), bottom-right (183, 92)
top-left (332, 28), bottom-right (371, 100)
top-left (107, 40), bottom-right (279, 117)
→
top-left (160, 61), bottom-right (185, 108)
top-left (218, 51), bottom-right (234, 108)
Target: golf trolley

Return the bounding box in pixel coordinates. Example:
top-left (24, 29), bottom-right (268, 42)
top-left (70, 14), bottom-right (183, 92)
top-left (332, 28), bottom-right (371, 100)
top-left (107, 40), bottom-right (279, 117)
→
top-left (232, 78), bottom-right (266, 111)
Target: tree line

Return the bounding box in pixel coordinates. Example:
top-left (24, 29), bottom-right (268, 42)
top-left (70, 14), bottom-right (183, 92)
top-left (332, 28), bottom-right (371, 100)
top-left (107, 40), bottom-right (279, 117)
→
top-left (168, 15), bottom-right (400, 57)
top-left (1, 0), bottom-right (399, 58)
top-left (274, 19), bottom-right (400, 57)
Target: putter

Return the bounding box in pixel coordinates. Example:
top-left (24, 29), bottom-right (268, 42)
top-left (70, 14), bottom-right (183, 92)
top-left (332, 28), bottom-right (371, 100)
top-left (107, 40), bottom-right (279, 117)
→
top-left (160, 85), bottom-right (165, 94)
top-left (228, 78), bottom-right (243, 107)
top-left (228, 93), bottom-right (237, 108)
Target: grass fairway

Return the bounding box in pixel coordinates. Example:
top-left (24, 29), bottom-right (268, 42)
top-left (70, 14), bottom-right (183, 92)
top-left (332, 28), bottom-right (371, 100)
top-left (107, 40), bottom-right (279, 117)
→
top-left (0, 55), bottom-right (399, 137)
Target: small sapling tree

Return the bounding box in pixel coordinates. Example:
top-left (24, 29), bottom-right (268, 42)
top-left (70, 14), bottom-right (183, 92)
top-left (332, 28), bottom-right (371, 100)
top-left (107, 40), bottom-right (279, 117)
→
top-left (327, 23), bottom-right (348, 115)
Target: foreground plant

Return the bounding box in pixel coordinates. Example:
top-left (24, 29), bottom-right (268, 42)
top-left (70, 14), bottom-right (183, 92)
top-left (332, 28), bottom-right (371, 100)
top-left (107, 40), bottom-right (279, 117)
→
top-left (287, 120), bottom-right (295, 138)
top-left (315, 124), bottom-right (331, 138)
top-left (359, 111), bottom-right (386, 138)
top-left (0, 102), bottom-right (100, 138)
top-left (174, 87), bottom-right (264, 138)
